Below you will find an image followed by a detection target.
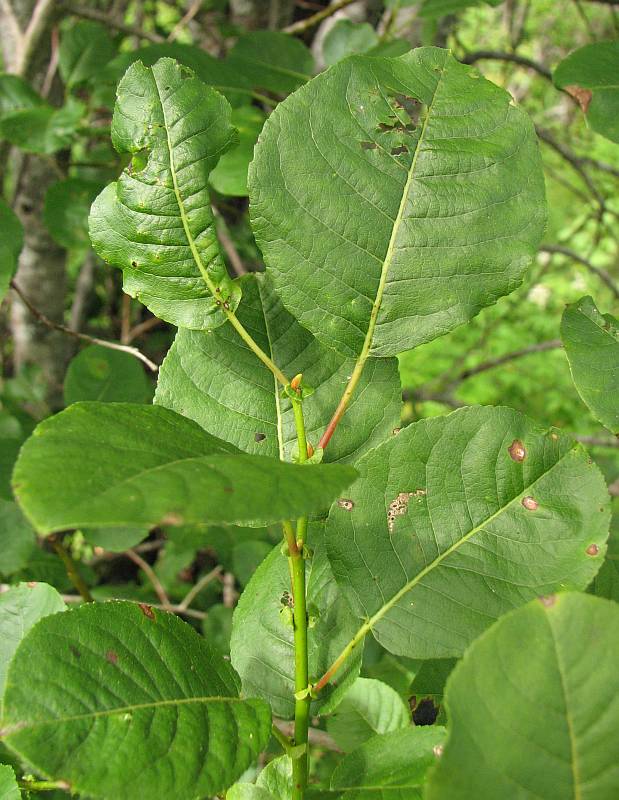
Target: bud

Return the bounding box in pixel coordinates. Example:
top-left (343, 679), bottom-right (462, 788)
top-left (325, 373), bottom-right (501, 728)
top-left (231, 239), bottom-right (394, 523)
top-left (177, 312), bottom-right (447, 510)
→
top-left (290, 373), bottom-right (303, 393)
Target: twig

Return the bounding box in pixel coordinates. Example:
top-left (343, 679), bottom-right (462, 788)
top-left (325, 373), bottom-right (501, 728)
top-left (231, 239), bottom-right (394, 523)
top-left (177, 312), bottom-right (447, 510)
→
top-left (213, 206), bottom-right (247, 276)
top-left (575, 435), bottom-right (619, 448)
top-left (127, 314), bottom-right (164, 343)
top-left (11, 279), bottom-right (159, 372)
top-left (579, 155), bottom-right (619, 180)
top-left (540, 244), bottom-right (619, 300)
top-left (462, 50), bottom-right (552, 81)
top-left (284, 0), bottom-right (358, 34)
top-left (15, 0), bottom-right (57, 77)
top-left (41, 24), bottom-right (59, 97)
top-left (64, 3), bottom-right (164, 43)
top-left (126, 549), bottom-right (171, 608)
top-left (177, 566), bottom-right (223, 611)
top-left (168, 0), bottom-right (203, 42)
top-left (222, 572), bottom-right (237, 608)
top-left (50, 535), bottom-right (94, 603)
top-left (120, 293), bottom-right (132, 345)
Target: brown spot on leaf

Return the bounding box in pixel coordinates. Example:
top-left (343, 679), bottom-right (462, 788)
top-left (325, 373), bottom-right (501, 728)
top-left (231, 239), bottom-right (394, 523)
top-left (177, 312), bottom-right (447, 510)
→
top-left (522, 496), bottom-right (539, 511)
top-left (69, 645), bottom-right (81, 659)
top-left (360, 140), bottom-right (377, 150)
top-left (138, 603), bottom-right (155, 620)
top-left (391, 144), bottom-right (409, 156)
top-left (254, 432), bottom-right (266, 442)
top-left (387, 490), bottom-right (426, 532)
top-left (337, 498), bottom-right (354, 511)
top-left (586, 543), bottom-right (600, 556)
top-left (538, 594), bottom-right (556, 608)
top-left (27, 581), bottom-right (37, 588)
top-left (565, 84), bottom-right (593, 113)
top-left (106, 650), bottom-right (118, 665)
top-left (131, 260), bottom-right (137, 267)
top-left (224, 486), bottom-right (234, 493)
top-left (160, 512), bottom-right (184, 526)
top-left (508, 439), bottom-right (526, 462)
top-left (392, 427), bottom-right (402, 436)
top-left (550, 432), bottom-right (559, 441)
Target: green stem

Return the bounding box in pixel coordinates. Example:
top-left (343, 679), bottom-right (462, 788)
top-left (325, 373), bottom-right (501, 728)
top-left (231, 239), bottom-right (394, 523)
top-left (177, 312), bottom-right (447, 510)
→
top-left (50, 535), bottom-right (94, 603)
top-left (18, 779), bottom-right (70, 792)
top-left (272, 723), bottom-right (294, 754)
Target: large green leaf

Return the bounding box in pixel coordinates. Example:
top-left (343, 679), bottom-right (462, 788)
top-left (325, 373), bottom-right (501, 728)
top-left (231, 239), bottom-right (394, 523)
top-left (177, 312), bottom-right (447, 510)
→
top-left (0, 583), bottom-right (65, 713)
top-left (0, 764), bottom-right (20, 800)
top-left (561, 296), bottom-right (619, 435)
top-left (0, 501), bottom-right (36, 577)
top-left (227, 32), bottom-right (313, 95)
top-left (331, 726), bottom-right (447, 798)
top-left (0, 199), bottom-right (22, 304)
top-left (12, 403), bottom-right (356, 534)
top-left (326, 405), bottom-right (609, 659)
top-left (426, 593), bottom-right (619, 799)
top-left (250, 47), bottom-right (545, 358)
top-left (155, 274), bottom-right (401, 463)
top-left (230, 524), bottom-right (362, 719)
top-left (1, 602), bottom-right (272, 799)
top-left (89, 58), bottom-right (241, 330)
top-left (554, 42), bottom-right (619, 144)
top-left (59, 21), bottom-right (116, 89)
top-left (64, 345), bottom-right (152, 405)
top-left (326, 677), bottom-right (410, 752)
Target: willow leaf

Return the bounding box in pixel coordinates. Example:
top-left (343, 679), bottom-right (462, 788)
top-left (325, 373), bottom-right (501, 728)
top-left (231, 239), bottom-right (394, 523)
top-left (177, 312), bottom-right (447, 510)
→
top-left (326, 405), bottom-right (609, 658)
top-left (89, 58), bottom-right (241, 330)
top-left (250, 47), bottom-right (545, 358)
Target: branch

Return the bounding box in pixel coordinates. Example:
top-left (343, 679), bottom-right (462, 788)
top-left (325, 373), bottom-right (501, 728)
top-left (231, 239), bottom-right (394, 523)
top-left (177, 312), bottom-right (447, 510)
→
top-left (177, 566), bottom-right (223, 612)
top-left (127, 314), bottom-right (164, 343)
top-left (461, 50), bottom-right (552, 81)
top-left (167, 0), bottom-right (203, 42)
top-left (126, 549), bottom-right (171, 608)
top-left (284, 0), bottom-right (358, 34)
top-left (575, 435), bottom-right (619, 448)
top-left (14, 0), bottom-right (57, 77)
top-left (212, 206), bottom-right (247, 276)
top-left (540, 244), bottom-right (619, 300)
top-left (64, 3), bottom-right (164, 43)
top-left (11, 279), bottom-right (159, 372)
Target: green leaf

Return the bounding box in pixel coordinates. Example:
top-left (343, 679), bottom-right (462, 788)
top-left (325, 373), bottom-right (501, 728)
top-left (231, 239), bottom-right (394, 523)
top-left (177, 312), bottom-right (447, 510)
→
top-left (12, 402), bottom-right (357, 534)
top-left (227, 32), bottom-right (313, 95)
top-left (250, 47), bottom-right (545, 358)
top-left (89, 57), bottom-right (241, 330)
top-left (323, 21), bottom-right (379, 67)
top-left (44, 178), bottom-right (102, 250)
top-left (202, 604), bottom-right (234, 655)
top-left (0, 501), bottom-right (36, 577)
top-left (155, 273), bottom-right (401, 463)
top-left (230, 524), bottom-right (362, 719)
top-left (64, 345), bottom-right (152, 406)
top-left (326, 677), bottom-right (410, 752)
top-left (426, 593), bottom-right (619, 799)
top-left (0, 764), bottom-right (20, 800)
top-left (0, 199), bottom-right (22, 304)
top-left (0, 582), bottom-right (65, 713)
top-left (210, 106), bottom-right (265, 197)
top-left (256, 757), bottom-right (292, 799)
top-left (554, 41), bottom-right (619, 143)
top-left (0, 74), bottom-right (43, 118)
top-left (420, 0), bottom-right (504, 18)
top-left (589, 512), bottom-right (619, 602)
top-left (0, 99), bottom-right (85, 155)
top-left (326, 405), bottom-right (610, 658)
top-left (228, 785), bottom-right (275, 800)
top-left (59, 21), bottom-right (116, 89)
top-left (561, 296), bottom-right (619, 435)
top-left (331, 726), bottom-right (447, 798)
top-left (82, 526), bottom-right (150, 552)
top-left (1, 601), bottom-right (272, 799)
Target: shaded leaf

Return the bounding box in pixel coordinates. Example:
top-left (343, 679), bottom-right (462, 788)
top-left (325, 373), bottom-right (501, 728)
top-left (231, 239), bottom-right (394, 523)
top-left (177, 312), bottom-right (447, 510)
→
top-left (0, 74), bottom-right (43, 118)
top-left (0, 501), bottom-right (36, 577)
top-left (426, 593), bottom-right (619, 799)
top-left (323, 21), bottom-right (379, 66)
top-left (326, 677), bottom-right (410, 752)
top-left (89, 58), bottom-right (240, 330)
top-left (561, 296), bottom-right (619, 434)
top-left (82, 526), bottom-right (150, 552)
top-left (554, 42), bottom-right (619, 143)
top-left (0, 99), bottom-right (85, 155)
top-left (326, 405), bottom-right (609, 658)
top-left (1, 602), bottom-right (272, 800)
top-left (0, 764), bottom-right (20, 800)
top-left (44, 179), bottom-right (102, 250)
top-left (227, 32), bottom-right (313, 95)
top-left (59, 21), bottom-right (116, 89)
top-left (12, 402), bottom-right (357, 534)
top-left (0, 199), bottom-right (22, 304)
top-left (230, 524), bottom-right (362, 719)
top-left (250, 47), bottom-right (545, 358)
top-left (155, 274), bottom-right (401, 463)
top-left (210, 106), bottom-right (265, 197)
top-left (64, 345), bottom-right (152, 406)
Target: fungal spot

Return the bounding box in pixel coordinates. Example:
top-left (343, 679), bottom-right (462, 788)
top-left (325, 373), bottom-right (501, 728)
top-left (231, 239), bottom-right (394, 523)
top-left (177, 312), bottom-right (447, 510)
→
top-left (280, 590), bottom-right (294, 608)
top-left (538, 594), bottom-right (556, 608)
top-left (387, 490), bottom-right (426, 532)
top-left (106, 650), bottom-right (118, 665)
top-left (255, 432), bottom-right (266, 442)
top-left (223, 301), bottom-right (230, 310)
top-left (522, 496), bottom-right (538, 511)
top-left (69, 645), bottom-right (81, 659)
top-left (131, 260), bottom-right (137, 267)
top-left (433, 744), bottom-right (444, 757)
top-left (338, 498), bottom-right (354, 511)
top-left (160, 512), bottom-right (184, 526)
top-left (392, 427), bottom-right (402, 436)
top-left (360, 140), bottom-right (377, 150)
top-left (138, 603), bottom-right (155, 620)
top-left (27, 581), bottom-right (37, 588)
top-left (586, 543), bottom-right (600, 556)
top-left (565, 84), bottom-right (593, 113)
top-left (508, 439), bottom-right (526, 462)
top-left (550, 432), bottom-right (559, 441)
top-left (224, 486), bottom-right (234, 493)
top-left (391, 144), bottom-right (409, 156)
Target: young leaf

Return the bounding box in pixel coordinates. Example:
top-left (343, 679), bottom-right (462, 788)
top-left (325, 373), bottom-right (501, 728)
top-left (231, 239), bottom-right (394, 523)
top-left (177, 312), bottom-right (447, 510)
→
top-left (326, 405), bottom-right (609, 659)
top-left (0, 764), bottom-right (20, 800)
top-left (1, 602), bottom-right (272, 800)
top-left (89, 58), bottom-right (241, 330)
top-left (59, 21), bottom-right (116, 90)
top-left (0, 500), bottom-right (36, 577)
top-left (426, 593), bottom-right (619, 799)
top-left (44, 179), bottom-right (102, 251)
top-left (326, 677), bottom-right (410, 752)
top-left (210, 106), bottom-right (265, 197)
top-left (561, 296), bottom-right (619, 435)
top-left (12, 403), bottom-right (357, 534)
top-left (0, 582), bottom-right (65, 712)
top-left (331, 726), bottom-right (447, 797)
top-left (250, 47), bottom-right (545, 358)
top-left (64, 345), bottom-right (152, 405)
top-left (0, 199), bottom-right (22, 304)
top-left (155, 274), bottom-right (401, 463)
top-left (554, 41), bottom-right (619, 143)
top-left (227, 32), bottom-right (313, 95)
top-left (230, 524), bottom-right (362, 719)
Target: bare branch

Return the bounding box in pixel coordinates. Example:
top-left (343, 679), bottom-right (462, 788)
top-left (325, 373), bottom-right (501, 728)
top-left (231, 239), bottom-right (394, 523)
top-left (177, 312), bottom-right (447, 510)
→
top-left (15, 0), bottom-right (57, 77)
top-left (168, 0), bottom-right (203, 42)
top-left (540, 244), bottom-right (619, 300)
top-left (575, 435), bottom-right (619, 448)
top-left (462, 50), bottom-right (552, 81)
top-left (10, 279), bottom-right (160, 372)
top-left (177, 566), bottom-right (223, 612)
top-left (64, 3), bottom-right (164, 43)
top-left (284, 0), bottom-right (358, 34)
top-left (126, 549), bottom-right (171, 608)
top-left (213, 206), bottom-right (247, 276)
top-left (127, 314), bottom-right (164, 343)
